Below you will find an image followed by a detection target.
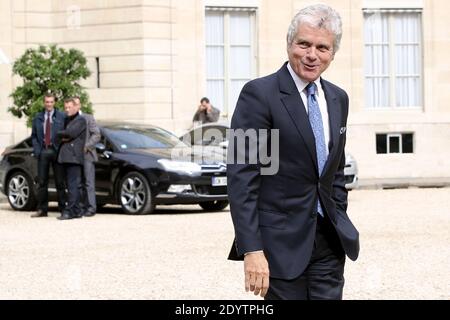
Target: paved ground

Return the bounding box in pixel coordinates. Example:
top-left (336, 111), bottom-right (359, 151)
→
top-left (0, 187), bottom-right (449, 300)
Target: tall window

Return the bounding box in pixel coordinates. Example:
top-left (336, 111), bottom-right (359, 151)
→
top-left (363, 9), bottom-right (423, 108)
top-left (205, 8), bottom-right (256, 118)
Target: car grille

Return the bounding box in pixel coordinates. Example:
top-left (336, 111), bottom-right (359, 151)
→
top-left (193, 185), bottom-right (227, 196)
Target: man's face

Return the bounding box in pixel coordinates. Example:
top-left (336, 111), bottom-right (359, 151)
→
top-left (44, 96), bottom-right (55, 112)
top-left (64, 101), bottom-right (76, 116)
top-left (287, 23), bottom-right (335, 82)
top-left (201, 101), bottom-right (210, 111)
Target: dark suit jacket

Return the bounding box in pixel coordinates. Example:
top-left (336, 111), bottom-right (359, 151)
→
top-left (57, 113), bottom-right (87, 165)
top-left (227, 62), bottom-right (360, 280)
top-left (31, 109), bottom-right (66, 157)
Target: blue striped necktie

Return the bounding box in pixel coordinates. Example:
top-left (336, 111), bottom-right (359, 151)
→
top-left (306, 82), bottom-right (327, 217)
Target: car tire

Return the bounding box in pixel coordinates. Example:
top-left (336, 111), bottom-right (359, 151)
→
top-left (118, 171), bottom-right (155, 215)
top-left (199, 200), bottom-right (229, 211)
top-left (6, 171), bottom-right (37, 211)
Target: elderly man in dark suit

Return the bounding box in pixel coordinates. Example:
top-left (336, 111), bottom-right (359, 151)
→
top-left (57, 98), bottom-right (87, 220)
top-left (227, 4), bottom-right (359, 300)
top-left (31, 93), bottom-right (66, 217)
top-left (73, 97), bottom-right (100, 217)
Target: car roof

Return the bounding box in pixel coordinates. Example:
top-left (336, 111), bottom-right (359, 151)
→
top-left (97, 121), bottom-right (162, 130)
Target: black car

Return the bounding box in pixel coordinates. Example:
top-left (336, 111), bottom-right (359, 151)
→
top-left (0, 122), bottom-right (229, 214)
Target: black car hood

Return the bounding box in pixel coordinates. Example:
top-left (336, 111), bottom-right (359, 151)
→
top-left (123, 146), bottom-right (227, 165)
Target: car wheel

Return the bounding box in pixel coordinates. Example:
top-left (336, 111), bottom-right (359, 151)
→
top-left (7, 171), bottom-right (37, 211)
top-left (119, 172), bottom-right (155, 215)
top-left (199, 200), bottom-right (229, 211)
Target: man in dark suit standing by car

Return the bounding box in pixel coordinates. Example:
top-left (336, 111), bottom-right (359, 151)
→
top-left (57, 98), bottom-right (86, 220)
top-left (227, 4), bottom-right (359, 299)
top-left (74, 96), bottom-right (100, 217)
top-left (31, 93), bottom-right (66, 218)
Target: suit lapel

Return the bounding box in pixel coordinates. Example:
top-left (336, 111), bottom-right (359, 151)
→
top-left (321, 79), bottom-right (341, 176)
top-left (51, 111), bottom-right (58, 142)
top-left (278, 63), bottom-right (318, 173)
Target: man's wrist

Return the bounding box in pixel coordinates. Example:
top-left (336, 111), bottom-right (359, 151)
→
top-left (244, 250), bottom-right (263, 256)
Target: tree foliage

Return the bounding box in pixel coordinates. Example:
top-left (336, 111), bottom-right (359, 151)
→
top-left (9, 44), bottom-right (93, 127)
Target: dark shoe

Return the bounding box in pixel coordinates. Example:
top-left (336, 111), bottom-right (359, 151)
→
top-left (31, 210), bottom-right (48, 218)
top-left (73, 213), bottom-right (83, 219)
top-left (57, 214), bottom-right (73, 220)
top-left (83, 212), bottom-right (96, 217)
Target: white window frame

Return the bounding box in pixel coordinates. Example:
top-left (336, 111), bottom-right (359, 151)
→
top-left (204, 0), bottom-right (260, 7)
top-left (205, 7), bottom-right (257, 118)
top-left (362, 0), bottom-right (423, 9)
top-left (363, 9), bottom-right (423, 110)
top-left (387, 133), bottom-right (402, 153)
top-left (377, 132), bottom-right (414, 154)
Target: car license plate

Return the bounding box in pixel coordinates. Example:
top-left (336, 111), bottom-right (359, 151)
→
top-left (212, 176), bottom-right (227, 186)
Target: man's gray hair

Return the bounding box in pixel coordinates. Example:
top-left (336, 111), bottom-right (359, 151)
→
top-left (286, 4), bottom-right (343, 53)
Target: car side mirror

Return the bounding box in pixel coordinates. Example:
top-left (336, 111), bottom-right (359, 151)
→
top-left (95, 143), bottom-right (112, 159)
top-left (95, 143), bottom-right (106, 152)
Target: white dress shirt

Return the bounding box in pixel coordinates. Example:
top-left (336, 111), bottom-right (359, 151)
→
top-left (287, 62), bottom-right (330, 156)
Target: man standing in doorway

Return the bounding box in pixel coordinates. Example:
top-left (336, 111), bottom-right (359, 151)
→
top-left (192, 97), bottom-right (220, 125)
top-left (31, 93), bottom-right (66, 217)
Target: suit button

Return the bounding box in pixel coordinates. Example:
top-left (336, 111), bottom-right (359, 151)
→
top-left (311, 212), bottom-right (316, 219)
top-left (318, 182), bottom-right (321, 189)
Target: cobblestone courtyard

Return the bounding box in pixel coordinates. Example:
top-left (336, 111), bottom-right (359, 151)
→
top-left (0, 188), bottom-right (449, 299)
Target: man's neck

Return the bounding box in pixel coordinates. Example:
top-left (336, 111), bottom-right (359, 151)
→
top-left (68, 112), bottom-right (79, 120)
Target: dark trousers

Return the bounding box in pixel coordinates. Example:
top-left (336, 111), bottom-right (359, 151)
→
top-left (79, 159), bottom-right (96, 214)
top-left (265, 214), bottom-right (346, 300)
top-left (62, 164), bottom-right (82, 217)
top-left (37, 148), bottom-right (66, 212)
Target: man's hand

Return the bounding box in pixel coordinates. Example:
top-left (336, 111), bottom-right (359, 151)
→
top-left (244, 251), bottom-right (270, 297)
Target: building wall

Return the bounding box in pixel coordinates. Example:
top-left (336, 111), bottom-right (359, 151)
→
top-left (0, 0), bottom-right (449, 182)
top-left (343, 0), bottom-right (450, 180)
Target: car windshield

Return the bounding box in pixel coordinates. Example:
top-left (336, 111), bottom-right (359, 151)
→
top-left (103, 127), bottom-right (185, 150)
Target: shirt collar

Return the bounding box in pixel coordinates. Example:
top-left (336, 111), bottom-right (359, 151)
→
top-left (286, 62), bottom-right (322, 96)
top-left (45, 109), bottom-right (54, 117)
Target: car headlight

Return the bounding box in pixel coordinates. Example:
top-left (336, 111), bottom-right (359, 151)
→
top-left (157, 159), bottom-right (202, 175)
